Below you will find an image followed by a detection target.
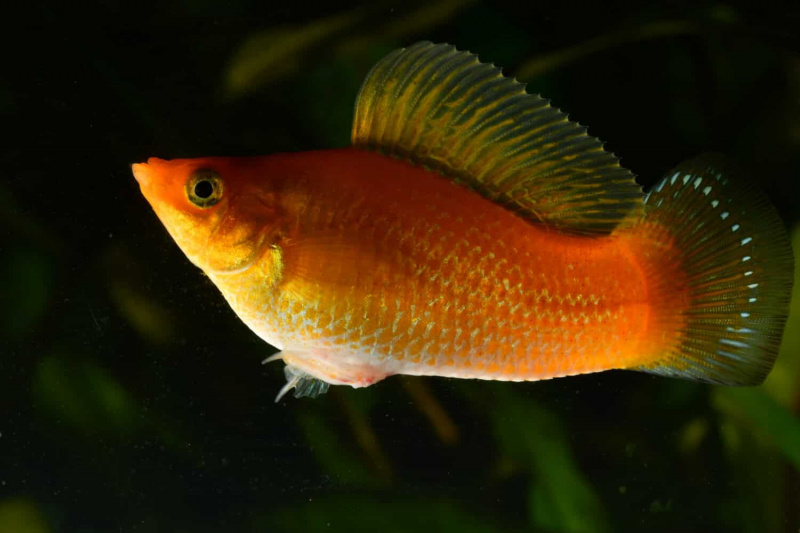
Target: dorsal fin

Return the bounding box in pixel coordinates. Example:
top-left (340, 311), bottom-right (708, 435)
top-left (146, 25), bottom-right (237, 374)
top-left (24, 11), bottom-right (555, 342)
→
top-left (352, 41), bottom-right (644, 235)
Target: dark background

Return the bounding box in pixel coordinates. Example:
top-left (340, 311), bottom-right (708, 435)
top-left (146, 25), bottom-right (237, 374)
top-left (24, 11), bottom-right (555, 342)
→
top-left (2, 2), bottom-right (800, 532)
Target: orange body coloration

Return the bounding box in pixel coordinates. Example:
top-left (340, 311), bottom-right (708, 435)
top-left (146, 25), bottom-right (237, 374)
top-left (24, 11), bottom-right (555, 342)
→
top-left (134, 42), bottom-right (792, 399)
top-left (135, 149), bottom-right (683, 386)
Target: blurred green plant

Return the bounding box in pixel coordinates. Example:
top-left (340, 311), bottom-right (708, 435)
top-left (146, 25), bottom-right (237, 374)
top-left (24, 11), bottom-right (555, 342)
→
top-left (488, 387), bottom-right (608, 533)
top-left (715, 388), bottom-right (800, 471)
top-left (295, 407), bottom-right (383, 486)
top-left (224, 8), bottom-right (368, 97)
top-left (102, 244), bottom-right (175, 344)
top-left (223, 0), bottom-right (475, 98)
top-left (514, 6), bottom-right (743, 81)
top-left (401, 376), bottom-right (460, 445)
top-left (1, 246), bottom-right (52, 338)
top-left (33, 353), bottom-right (142, 437)
top-left (0, 499), bottom-right (49, 533)
top-left (260, 494), bottom-right (499, 533)
top-left (515, 19), bottom-right (700, 80)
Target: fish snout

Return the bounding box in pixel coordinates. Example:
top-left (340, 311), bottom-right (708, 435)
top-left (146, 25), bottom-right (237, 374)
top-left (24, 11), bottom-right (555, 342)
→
top-left (131, 162), bottom-right (152, 187)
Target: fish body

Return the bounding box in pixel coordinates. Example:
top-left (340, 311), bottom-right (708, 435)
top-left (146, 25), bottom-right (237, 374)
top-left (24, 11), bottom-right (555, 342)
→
top-left (189, 149), bottom-right (655, 384)
top-left (134, 42), bottom-right (793, 399)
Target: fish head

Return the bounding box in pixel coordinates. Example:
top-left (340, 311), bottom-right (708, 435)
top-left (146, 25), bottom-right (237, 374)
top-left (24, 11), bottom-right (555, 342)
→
top-left (132, 156), bottom-right (283, 275)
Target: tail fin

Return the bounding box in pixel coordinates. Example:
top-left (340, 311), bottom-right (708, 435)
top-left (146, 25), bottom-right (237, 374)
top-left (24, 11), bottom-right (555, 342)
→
top-left (630, 154), bottom-right (794, 385)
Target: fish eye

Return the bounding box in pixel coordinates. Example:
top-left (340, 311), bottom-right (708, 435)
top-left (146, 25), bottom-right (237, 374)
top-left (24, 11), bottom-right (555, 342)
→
top-left (187, 169), bottom-right (223, 208)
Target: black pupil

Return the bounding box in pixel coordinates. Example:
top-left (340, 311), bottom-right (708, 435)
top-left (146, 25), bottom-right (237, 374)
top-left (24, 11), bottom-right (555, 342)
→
top-left (194, 180), bottom-right (214, 199)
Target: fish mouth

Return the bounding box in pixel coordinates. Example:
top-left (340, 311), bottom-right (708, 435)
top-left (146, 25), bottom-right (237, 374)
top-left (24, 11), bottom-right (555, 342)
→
top-left (131, 162), bottom-right (151, 187)
top-left (132, 158), bottom-right (168, 189)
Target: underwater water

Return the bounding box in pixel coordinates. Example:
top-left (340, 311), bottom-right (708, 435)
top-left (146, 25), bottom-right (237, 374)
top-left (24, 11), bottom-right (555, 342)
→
top-left (2, 2), bottom-right (800, 532)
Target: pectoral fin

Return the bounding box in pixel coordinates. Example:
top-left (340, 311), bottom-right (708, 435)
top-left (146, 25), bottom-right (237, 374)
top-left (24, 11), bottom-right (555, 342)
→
top-left (277, 232), bottom-right (403, 302)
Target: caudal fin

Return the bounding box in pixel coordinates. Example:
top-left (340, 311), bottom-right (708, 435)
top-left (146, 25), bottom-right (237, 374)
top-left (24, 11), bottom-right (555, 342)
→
top-left (631, 154), bottom-right (793, 385)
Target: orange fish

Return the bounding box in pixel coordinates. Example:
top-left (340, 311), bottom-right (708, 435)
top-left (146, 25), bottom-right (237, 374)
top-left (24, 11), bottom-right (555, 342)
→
top-left (133, 42), bottom-right (794, 401)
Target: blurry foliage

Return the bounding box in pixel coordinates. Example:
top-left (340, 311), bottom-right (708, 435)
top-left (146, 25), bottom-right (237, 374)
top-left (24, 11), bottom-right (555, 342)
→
top-left (516, 18), bottom-right (702, 80)
top-left (294, 409), bottom-right (379, 486)
top-left (715, 387), bottom-right (800, 471)
top-left (400, 376), bottom-right (460, 444)
top-left (490, 388), bottom-right (608, 532)
top-left (2, 2), bottom-right (800, 533)
top-left (1, 246), bottom-right (52, 338)
top-left (260, 494), bottom-right (498, 533)
top-left (291, 386), bottom-right (392, 486)
top-left (0, 499), bottom-right (49, 533)
top-left (224, 7), bottom-right (369, 97)
top-left (224, 0), bottom-right (475, 98)
top-left (102, 244), bottom-right (175, 344)
top-left (33, 354), bottom-right (142, 437)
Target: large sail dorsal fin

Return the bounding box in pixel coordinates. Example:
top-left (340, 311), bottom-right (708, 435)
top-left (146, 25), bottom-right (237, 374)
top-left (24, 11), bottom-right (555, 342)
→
top-left (352, 41), bottom-right (644, 235)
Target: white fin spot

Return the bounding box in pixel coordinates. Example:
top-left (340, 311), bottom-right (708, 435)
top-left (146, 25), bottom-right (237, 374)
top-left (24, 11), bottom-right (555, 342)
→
top-left (742, 256), bottom-right (751, 262)
top-left (748, 297), bottom-right (757, 303)
top-left (741, 312), bottom-right (751, 318)
top-left (744, 271), bottom-right (753, 277)
top-left (703, 186), bottom-right (712, 196)
top-left (748, 283), bottom-right (759, 289)
top-left (670, 172), bottom-right (680, 185)
top-left (711, 199), bottom-right (719, 208)
top-left (717, 349), bottom-right (747, 362)
top-left (693, 177), bottom-right (702, 189)
top-left (741, 237), bottom-right (753, 245)
top-left (732, 224), bottom-right (740, 232)
top-left (682, 174), bottom-right (692, 185)
top-left (721, 211), bottom-right (729, 220)
top-left (720, 338), bottom-right (750, 349)
top-left (726, 326), bottom-right (756, 334)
